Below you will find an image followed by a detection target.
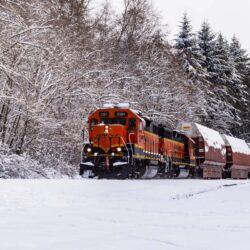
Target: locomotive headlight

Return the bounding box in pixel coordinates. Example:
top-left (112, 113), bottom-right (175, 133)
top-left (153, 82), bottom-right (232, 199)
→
top-left (104, 125), bottom-right (109, 133)
top-left (86, 147), bottom-right (92, 153)
top-left (94, 152), bottom-right (98, 156)
top-left (117, 147), bottom-right (122, 152)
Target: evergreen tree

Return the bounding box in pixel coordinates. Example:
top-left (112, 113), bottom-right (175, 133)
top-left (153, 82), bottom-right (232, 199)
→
top-left (229, 35), bottom-right (250, 138)
top-left (230, 35), bottom-right (250, 77)
top-left (197, 21), bottom-right (216, 79)
top-left (211, 33), bottom-right (233, 85)
top-left (175, 13), bottom-right (193, 50)
top-left (197, 25), bottom-right (240, 133)
top-left (175, 13), bottom-right (206, 81)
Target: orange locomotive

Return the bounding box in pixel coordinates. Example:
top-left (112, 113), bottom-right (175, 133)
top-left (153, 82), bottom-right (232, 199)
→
top-left (80, 103), bottom-right (195, 179)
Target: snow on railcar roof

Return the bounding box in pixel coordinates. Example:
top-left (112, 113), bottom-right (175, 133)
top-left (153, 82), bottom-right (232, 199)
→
top-left (195, 123), bottom-right (225, 151)
top-left (178, 122), bottom-right (225, 153)
top-left (223, 135), bottom-right (250, 155)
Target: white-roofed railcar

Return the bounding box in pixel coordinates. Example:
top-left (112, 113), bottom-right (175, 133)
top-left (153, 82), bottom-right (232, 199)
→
top-left (178, 123), bottom-right (226, 178)
top-left (222, 135), bottom-right (250, 179)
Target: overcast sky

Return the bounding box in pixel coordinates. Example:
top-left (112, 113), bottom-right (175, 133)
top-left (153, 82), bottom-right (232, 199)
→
top-left (96, 0), bottom-right (250, 53)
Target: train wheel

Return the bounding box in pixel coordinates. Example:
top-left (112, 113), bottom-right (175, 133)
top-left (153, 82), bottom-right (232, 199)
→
top-left (114, 164), bottom-right (130, 180)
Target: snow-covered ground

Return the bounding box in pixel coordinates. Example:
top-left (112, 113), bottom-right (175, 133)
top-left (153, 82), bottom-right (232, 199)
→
top-left (0, 179), bottom-right (250, 250)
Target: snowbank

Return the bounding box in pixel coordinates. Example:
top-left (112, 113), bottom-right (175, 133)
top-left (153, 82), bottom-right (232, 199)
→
top-left (0, 145), bottom-right (78, 179)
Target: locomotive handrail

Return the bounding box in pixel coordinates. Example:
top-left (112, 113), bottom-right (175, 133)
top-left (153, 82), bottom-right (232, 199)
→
top-left (128, 132), bottom-right (135, 165)
top-left (120, 136), bottom-right (130, 165)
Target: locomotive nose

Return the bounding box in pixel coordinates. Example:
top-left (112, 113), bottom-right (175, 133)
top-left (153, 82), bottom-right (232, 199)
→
top-left (92, 124), bottom-right (126, 153)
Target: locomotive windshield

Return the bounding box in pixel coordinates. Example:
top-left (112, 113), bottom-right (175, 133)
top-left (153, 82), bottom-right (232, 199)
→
top-left (100, 117), bottom-right (126, 125)
top-left (100, 118), bottom-right (113, 124)
top-left (113, 118), bottom-right (126, 125)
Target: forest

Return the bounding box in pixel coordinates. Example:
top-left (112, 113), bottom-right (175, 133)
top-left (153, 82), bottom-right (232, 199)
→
top-left (0, 0), bottom-right (249, 173)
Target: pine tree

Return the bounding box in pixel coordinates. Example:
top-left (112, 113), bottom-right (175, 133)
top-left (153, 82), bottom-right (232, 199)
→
top-left (197, 25), bottom-right (241, 133)
top-left (175, 13), bottom-right (206, 81)
top-left (175, 13), bottom-right (193, 50)
top-left (197, 21), bottom-right (216, 79)
top-left (229, 35), bottom-right (250, 138)
top-left (211, 33), bottom-right (233, 85)
top-left (230, 35), bottom-right (250, 77)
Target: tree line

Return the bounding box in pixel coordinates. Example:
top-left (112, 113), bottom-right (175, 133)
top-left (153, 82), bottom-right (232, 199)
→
top-left (175, 13), bottom-right (250, 138)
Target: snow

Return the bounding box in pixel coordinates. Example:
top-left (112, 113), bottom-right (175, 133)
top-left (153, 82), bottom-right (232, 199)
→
top-left (116, 103), bottom-right (130, 108)
top-left (195, 123), bottom-right (225, 153)
top-left (1, 179), bottom-right (250, 250)
top-left (0, 146), bottom-right (77, 179)
top-left (103, 103), bottom-right (114, 108)
top-left (180, 123), bottom-right (226, 154)
top-left (223, 135), bottom-right (250, 155)
top-left (131, 109), bottom-right (140, 115)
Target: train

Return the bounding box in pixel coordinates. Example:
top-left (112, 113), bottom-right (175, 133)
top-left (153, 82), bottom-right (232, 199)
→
top-left (80, 103), bottom-right (250, 179)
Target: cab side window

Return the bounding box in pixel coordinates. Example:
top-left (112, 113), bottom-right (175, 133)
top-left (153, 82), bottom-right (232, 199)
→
top-left (90, 118), bottom-right (98, 129)
top-left (128, 118), bottom-right (136, 130)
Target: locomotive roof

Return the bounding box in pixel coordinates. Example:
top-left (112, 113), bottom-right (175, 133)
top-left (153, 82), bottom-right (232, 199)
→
top-left (91, 106), bottom-right (143, 120)
top-left (95, 106), bottom-right (173, 131)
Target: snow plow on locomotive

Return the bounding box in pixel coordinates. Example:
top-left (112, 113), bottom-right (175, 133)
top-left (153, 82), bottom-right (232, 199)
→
top-left (80, 104), bottom-right (250, 179)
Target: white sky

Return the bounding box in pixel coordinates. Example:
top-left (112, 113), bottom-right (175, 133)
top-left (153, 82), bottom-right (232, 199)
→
top-left (95, 0), bottom-right (250, 53)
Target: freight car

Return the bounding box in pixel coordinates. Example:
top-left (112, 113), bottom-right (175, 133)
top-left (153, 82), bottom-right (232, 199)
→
top-left (178, 123), bottom-right (227, 178)
top-left (222, 135), bottom-right (250, 178)
top-left (80, 104), bottom-right (250, 179)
